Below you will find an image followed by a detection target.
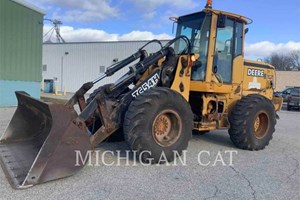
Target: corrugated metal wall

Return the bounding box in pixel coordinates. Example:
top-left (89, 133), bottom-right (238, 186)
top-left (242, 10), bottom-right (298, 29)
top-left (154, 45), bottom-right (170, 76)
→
top-left (0, 0), bottom-right (43, 81)
top-left (42, 41), bottom-right (169, 93)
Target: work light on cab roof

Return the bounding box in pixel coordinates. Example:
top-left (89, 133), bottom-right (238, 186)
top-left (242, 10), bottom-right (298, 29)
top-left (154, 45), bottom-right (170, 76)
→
top-left (205, 0), bottom-right (213, 8)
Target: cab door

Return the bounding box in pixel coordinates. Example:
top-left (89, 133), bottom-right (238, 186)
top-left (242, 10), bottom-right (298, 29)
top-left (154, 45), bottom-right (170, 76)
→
top-left (189, 14), bottom-right (244, 93)
top-left (213, 17), bottom-right (235, 83)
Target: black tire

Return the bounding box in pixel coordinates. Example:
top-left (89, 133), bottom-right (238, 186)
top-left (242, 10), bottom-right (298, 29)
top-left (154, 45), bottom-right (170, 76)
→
top-left (192, 130), bottom-right (209, 135)
top-left (228, 94), bottom-right (276, 150)
top-left (124, 87), bottom-right (193, 163)
top-left (87, 84), bottom-right (124, 142)
top-left (287, 103), bottom-right (291, 111)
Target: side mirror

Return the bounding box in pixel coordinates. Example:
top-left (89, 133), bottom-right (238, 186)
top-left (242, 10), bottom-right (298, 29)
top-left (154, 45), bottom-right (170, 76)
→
top-left (245, 28), bottom-right (249, 34)
top-left (169, 17), bottom-right (178, 34)
top-left (217, 14), bottom-right (227, 28)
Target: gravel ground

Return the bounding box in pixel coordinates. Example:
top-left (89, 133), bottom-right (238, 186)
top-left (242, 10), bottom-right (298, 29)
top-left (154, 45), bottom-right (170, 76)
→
top-left (0, 106), bottom-right (299, 200)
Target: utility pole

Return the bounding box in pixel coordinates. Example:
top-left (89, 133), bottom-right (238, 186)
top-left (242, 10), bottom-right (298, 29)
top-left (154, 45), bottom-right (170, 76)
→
top-left (43, 19), bottom-right (66, 43)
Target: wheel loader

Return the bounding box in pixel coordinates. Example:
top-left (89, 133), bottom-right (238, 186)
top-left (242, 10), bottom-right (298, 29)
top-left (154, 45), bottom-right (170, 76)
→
top-left (0, 1), bottom-right (283, 189)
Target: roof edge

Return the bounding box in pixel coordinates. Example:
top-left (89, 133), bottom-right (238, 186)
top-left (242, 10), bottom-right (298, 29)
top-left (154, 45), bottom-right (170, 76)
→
top-left (12, 0), bottom-right (46, 15)
top-left (43, 39), bottom-right (172, 45)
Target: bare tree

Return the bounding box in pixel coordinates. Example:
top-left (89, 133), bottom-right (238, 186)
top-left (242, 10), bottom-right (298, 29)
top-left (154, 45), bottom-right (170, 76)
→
top-left (263, 51), bottom-right (300, 71)
top-left (264, 53), bottom-right (293, 71)
top-left (289, 50), bottom-right (300, 68)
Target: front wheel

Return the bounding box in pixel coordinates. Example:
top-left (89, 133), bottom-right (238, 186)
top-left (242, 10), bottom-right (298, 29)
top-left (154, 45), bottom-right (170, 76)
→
top-left (123, 87), bottom-right (193, 163)
top-left (228, 94), bottom-right (276, 150)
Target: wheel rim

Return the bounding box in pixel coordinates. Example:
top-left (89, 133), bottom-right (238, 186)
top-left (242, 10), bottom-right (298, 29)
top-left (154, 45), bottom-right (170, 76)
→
top-left (253, 111), bottom-right (269, 139)
top-left (152, 109), bottom-right (182, 147)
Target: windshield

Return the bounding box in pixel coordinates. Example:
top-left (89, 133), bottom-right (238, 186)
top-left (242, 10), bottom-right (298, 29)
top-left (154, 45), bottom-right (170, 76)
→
top-left (175, 12), bottom-right (212, 81)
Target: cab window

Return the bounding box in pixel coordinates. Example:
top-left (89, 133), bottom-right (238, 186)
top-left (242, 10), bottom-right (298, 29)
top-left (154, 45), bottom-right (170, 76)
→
top-left (234, 22), bottom-right (243, 57)
top-left (175, 12), bottom-right (212, 81)
top-left (213, 18), bottom-right (244, 83)
top-left (214, 18), bottom-right (234, 83)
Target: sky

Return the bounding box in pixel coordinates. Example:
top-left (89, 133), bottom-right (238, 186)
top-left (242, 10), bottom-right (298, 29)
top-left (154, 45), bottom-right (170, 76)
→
top-left (25, 0), bottom-right (300, 59)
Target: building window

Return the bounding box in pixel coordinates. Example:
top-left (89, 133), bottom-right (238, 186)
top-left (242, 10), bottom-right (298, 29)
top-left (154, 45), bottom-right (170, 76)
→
top-left (43, 65), bottom-right (47, 72)
top-left (99, 66), bottom-right (105, 74)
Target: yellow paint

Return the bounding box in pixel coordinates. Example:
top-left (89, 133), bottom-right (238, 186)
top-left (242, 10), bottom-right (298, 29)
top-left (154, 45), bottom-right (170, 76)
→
top-left (185, 10), bottom-right (280, 132)
top-left (242, 60), bottom-right (276, 100)
top-left (134, 8), bottom-right (282, 133)
top-left (170, 55), bottom-right (193, 101)
top-left (204, 13), bottom-right (218, 83)
top-left (53, 85), bottom-right (62, 96)
top-left (204, 8), bottom-right (249, 24)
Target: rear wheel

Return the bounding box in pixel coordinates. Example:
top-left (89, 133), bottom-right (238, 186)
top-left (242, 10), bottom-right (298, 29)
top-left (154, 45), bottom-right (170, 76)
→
top-left (124, 87), bottom-right (193, 163)
top-left (228, 94), bottom-right (276, 150)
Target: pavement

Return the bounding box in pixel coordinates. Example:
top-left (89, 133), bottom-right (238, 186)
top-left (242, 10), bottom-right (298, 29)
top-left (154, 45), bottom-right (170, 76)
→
top-left (0, 106), bottom-right (299, 200)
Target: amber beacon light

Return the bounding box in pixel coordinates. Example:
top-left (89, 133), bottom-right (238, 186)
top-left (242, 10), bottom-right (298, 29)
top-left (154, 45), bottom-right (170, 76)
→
top-left (205, 0), bottom-right (213, 8)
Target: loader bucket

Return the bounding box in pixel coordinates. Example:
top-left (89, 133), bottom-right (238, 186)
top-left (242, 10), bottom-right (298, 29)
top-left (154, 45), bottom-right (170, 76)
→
top-left (0, 92), bottom-right (91, 189)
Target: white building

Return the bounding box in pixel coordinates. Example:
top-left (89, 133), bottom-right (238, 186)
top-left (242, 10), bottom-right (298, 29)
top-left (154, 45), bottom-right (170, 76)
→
top-left (42, 40), bottom-right (169, 93)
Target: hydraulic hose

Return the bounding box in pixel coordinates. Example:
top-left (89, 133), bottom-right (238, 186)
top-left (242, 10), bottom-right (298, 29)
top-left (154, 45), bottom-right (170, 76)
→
top-left (92, 39), bottom-right (166, 84)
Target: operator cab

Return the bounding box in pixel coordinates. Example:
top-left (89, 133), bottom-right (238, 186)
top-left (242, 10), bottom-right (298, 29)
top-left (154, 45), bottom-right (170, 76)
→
top-left (174, 9), bottom-right (249, 84)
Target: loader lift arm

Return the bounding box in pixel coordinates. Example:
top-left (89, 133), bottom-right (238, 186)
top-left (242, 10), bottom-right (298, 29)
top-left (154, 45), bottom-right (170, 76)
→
top-left (66, 36), bottom-right (191, 148)
top-left (0, 36), bottom-right (191, 189)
